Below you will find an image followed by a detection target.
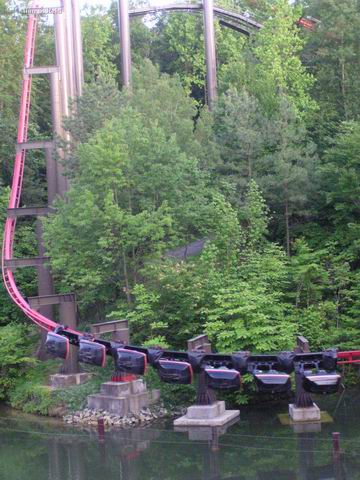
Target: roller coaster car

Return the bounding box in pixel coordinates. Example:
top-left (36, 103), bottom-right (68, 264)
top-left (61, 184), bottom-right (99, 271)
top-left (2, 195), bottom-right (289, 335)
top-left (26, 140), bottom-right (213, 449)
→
top-left (321, 349), bottom-right (338, 371)
top-left (302, 370), bottom-right (341, 395)
top-left (277, 351), bottom-right (295, 373)
top-left (253, 370), bottom-right (291, 394)
top-left (205, 367), bottom-right (240, 391)
top-left (113, 348), bottom-right (147, 375)
top-left (231, 351), bottom-right (250, 375)
top-left (157, 360), bottom-right (193, 385)
top-left (45, 331), bottom-right (69, 360)
top-left (78, 339), bottom-right (106, 367)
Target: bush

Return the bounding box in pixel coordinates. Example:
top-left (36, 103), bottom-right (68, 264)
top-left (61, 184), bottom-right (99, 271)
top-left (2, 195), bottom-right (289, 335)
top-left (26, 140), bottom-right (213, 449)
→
top-left (53, 364), bottom-right (112, 412)
top-left (144, 367), bottom-right (196, 409)
top-left (9, 360), bottom-right (59, 414)
top-left (0, 323), bottom-right (37, 400)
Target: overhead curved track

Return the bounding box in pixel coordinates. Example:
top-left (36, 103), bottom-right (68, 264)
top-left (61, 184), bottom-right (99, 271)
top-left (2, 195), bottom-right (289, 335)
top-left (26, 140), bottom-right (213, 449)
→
top-left (129, 3), bottom-right (263, 33)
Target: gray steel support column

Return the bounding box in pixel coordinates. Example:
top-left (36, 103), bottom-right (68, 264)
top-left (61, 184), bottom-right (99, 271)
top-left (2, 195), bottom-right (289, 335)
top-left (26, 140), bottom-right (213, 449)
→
top-left (36, 75), bottom-right (60, 356)
top-left (35, 212), bottom-right (54, 360)
top-left (54, 12), bottom-right (69, 196)
top-left (71, 0), bottom-right (84, 96)
top-left (50, 70), bottom-right (68, 197)
top-left (203, 0), bottom-right (217, 108)
top-left (36, 221), bottom-right (54, 321)
top-left (64, 0), bottom-right (76, 101)
top-left (59, 300), bottom-right (80, 374)
top-left (46, 146), bottom-right (58, 206)
top-left (118, 0), bottom-right (132, 88)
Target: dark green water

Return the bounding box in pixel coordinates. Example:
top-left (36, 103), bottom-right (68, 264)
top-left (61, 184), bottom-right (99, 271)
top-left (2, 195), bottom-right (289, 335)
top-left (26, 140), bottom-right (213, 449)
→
top-left (1, 393), bottom-right (360, 480)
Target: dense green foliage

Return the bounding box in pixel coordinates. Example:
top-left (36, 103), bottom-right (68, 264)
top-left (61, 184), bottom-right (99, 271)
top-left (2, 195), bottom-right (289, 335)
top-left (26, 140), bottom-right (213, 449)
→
top-left (0, 324), bottom-right (36, 399)
top-left (1, 0), bottom-right (360, 408)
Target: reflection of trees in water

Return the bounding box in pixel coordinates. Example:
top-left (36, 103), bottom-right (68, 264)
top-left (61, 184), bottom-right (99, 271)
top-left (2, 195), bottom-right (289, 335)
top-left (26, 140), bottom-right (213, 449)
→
top-left (3, 410), bottom-right (360, 480)
top-left (47, 428), bottom-right (161, 480)
top-left (45, 427), bottom-right (350, 480)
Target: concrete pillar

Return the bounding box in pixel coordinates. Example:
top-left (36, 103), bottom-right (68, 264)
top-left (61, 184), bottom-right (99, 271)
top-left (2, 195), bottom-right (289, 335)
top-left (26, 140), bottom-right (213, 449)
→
top-left (203, 0), bottom-right (217, 109)
top-left (71, 0), bottom-right (84, 96)
top-left (118, 0), bottom-right (132, 88)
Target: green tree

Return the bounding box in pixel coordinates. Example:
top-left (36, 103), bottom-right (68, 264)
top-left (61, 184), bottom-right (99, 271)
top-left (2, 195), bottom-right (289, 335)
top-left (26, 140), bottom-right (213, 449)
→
top-left (62, 62), bottom-right (219, 176)
top-left (44, 107), bottom-right (218, 319)
top-left (220, 0), bottom-right (317, 120)
top-left (252, 0), bottom-right (317, 118)
top-left (0, 0), bottom-right (26, 183)
top-left (260, 98), bottom-right (317, 255)
top-left (0, 323), bottom-right (36, 399)
top-left (213, 88), bottom-right (268, 203)
top-left (82, 6), bottom-right (119, 82)
top-left (300, 0), bottom-right (360, 124)
top-left (320, 121), bottom-right (360, 254)
top-left (205, 182), bottom-right (294, 352)
top-left (151, 10), bottom-right (247, 104)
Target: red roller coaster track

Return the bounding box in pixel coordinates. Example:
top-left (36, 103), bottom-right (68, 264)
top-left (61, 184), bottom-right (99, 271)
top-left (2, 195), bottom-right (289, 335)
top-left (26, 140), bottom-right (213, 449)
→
top-left (1, 9), bottom-right (77, 336)
top-left (1, 7), bottom-right (359, 366)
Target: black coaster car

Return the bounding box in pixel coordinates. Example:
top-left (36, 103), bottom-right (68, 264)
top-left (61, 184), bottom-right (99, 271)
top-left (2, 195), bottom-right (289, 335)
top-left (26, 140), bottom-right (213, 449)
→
top-left (157, 360), bottom-right (193, 385)
top-left (113, 348), bottom-right (147, 375)
top-left (78, 339), bottom-right (106, 367)
top-left (205, 368), bottom-right (240, 391)
top-left (302, 370), bottom-right (341, 394)
top-left (45, 331), bottom-right (69, 360)
top-left (253, 369), bottom-right (291, 394)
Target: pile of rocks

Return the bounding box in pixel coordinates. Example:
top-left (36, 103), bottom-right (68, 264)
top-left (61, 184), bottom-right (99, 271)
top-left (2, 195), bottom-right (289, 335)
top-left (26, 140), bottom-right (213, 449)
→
top-left (63, 405), bottom-right (170, 428)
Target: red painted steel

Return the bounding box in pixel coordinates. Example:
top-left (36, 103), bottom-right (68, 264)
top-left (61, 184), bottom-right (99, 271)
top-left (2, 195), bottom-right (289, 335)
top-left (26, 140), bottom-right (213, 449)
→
top-left (111, 374), bottom-right (137, 382)
top-left (336, 351), bottom-right (360, 364)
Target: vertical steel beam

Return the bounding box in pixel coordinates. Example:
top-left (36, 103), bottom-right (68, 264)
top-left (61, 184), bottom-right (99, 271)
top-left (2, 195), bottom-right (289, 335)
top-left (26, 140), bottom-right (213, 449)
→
top-left (45, 147), bottom-right (57, 206)
top-left (64, 0), bottom-right (76, 101)
top-left (118, 0), bottom-right (132, 88)
top-left (71, 0), bottom-right (84, 96)
top-left (54, 11), bottom-right (69, 195)
top-left (203, 0), bottom-right (217, 109)
top-left (59, 300), bottom-right (81, 374)
top-left (36, 73), bottom-right (61, 348)
top-left (36, 206), bottom-right (55, 360)
top-left (36, 221), bottom-right (54, 320)
top-left (49, 71), bottom-right (62, 202)
top-left (50, 71), bottom-right (62, 136)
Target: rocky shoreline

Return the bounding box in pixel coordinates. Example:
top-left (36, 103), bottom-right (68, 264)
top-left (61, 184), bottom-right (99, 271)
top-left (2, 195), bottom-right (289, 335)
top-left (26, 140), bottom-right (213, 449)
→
top-left (63, 405), bottom-right (187, 428)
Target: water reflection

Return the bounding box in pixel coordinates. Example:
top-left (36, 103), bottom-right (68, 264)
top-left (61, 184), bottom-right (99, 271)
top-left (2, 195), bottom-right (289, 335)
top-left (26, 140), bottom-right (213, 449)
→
top-left (1, 395), bottom-right (360, 480)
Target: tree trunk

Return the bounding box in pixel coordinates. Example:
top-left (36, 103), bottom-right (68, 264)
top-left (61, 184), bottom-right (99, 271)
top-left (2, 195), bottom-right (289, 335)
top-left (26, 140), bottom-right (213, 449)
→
top-left (340, 32), bottom-right (348, 119)
top-left (285, 196), bottom-right (290, 256)
top-left (122, 249), bottom-right (132, 306)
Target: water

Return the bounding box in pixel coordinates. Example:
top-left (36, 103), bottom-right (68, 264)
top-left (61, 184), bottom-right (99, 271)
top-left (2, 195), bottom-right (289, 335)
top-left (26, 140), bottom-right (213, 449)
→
top-left (1, 393), bottom-right (360, 480)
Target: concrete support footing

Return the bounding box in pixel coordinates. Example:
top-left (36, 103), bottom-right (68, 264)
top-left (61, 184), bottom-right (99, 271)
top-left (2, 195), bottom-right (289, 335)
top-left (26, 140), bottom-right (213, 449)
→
top-left (50, 373), bottom-right (92, 388)
top-left (87, 379), bottom-right (160, 415)
top-left (174, 401), bottom-right (239, 427)
top-left (292, 421), bottom-right (322, 434)
top-left (289, 403), bottom-right (321, 422)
